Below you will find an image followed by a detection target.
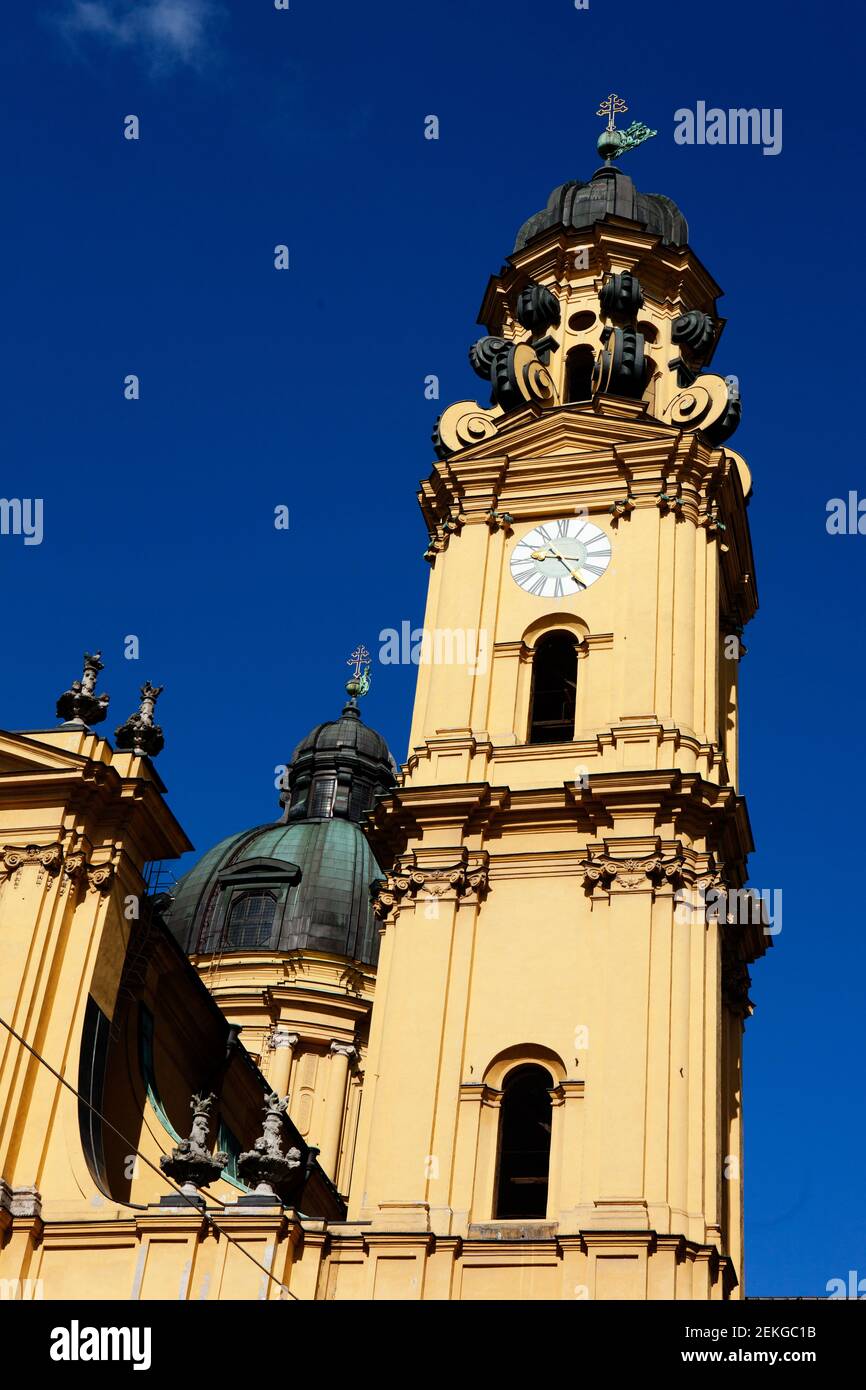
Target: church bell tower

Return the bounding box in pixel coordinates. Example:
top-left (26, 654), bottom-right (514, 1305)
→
top-left (346, 104), bottom-right (767, 1301)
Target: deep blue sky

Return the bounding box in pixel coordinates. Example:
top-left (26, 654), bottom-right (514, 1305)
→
top-left (2, 1), bottom-right (863, 1297)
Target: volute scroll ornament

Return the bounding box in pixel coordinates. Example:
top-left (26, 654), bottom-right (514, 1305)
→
top-left (598, 272), bottom-right (645, 323)
top-left (671, 308), bottom-right (716, 361)
top-left (86, 861), bottom-right (116, 895)
top-left (592, 326), bottom-right (647, 399)
top-left (59, 849), bottom-right (89, 897)
top-left (371, 862), bottom-right (490, 921)
top-left (0, 843), bottom-right (64, 882)
top-left (581, 849), bottom-right (684, 893)
top-left (662, 374), bottom-right (741, 445)
top-left (433, 399), bottom-right (501, 459)
top-left (469, 336), bottom-right (559, 413)
top-left (516, 280), bottom-right (561, 334)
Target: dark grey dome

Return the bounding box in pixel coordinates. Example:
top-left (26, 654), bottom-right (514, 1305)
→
top-left (291, 701), bottom-right (394, 766)
top-left (165, 818), bottom-right (385, 964)
top-left (163, 697), bottom-right (397, 967)
top-left (281, 698), bottom-right (397, 824)
top-left (514, 165), bottom-right (688, 252)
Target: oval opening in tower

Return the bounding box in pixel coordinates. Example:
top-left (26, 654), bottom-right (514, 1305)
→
top-left (568, 309), bottom-right (597, 333)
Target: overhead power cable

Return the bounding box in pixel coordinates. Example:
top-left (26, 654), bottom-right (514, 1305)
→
top-left (0, 1014), bottom-right (299, 1300)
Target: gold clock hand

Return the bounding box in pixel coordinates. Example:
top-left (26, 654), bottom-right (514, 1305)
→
top-left (531, 545), bottom-right (584, 585)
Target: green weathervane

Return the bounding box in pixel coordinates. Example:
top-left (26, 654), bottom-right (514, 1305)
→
top-left (596, 93), bottom-right (657, 163)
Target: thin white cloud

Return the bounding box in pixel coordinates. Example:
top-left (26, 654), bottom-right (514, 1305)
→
top-left (62, 0), bottom-right (222, 70)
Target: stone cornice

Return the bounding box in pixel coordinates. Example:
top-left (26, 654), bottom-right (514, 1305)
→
top-left (364, 772), bottom-right (754, 887)
top-left (405, 716), bottom-right (726, 781)
top-left (363, 783), bottom-right (506, 864)
top-left (0, 732), bottom-right (191, 864)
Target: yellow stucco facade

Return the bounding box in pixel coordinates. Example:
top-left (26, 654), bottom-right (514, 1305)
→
top-left (0, 158), bottom-right (768, 1301)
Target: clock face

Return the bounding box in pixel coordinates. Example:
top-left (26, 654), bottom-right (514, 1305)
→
top-left (510, 518), bottom-right (612, 597)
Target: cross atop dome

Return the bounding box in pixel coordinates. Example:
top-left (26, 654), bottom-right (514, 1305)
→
top-left (595, 92), bottom-right (658, 164)
top-left (346, 644), bottom-right (372, 701)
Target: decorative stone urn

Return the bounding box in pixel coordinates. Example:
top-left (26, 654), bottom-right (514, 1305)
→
top-left (159, 1092), bottom-right (227, 1201)
top-left (238, 1093), bottom-right (302, 1202)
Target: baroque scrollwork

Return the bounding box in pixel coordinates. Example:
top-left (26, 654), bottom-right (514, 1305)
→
top-left (598, 271), bottom-right (644, 322)
top-left (87, 862), bottom-right (116, 894)
top-left (516, 280), bottom-right (561, 334)
top-left (0, 843), bottom-right (116, 894)
top-left (433, 399), bottom-right (502, 460)
top-left (469, 337), bottom-right (559, 413)
top-left (671, 308), bottom-right (716, 360)
top-left (371, 861), bottom-right (489, 920)
top-left (1, 843), bottom-right (63, 881)
top-left (581, 848), bottom-right (684, 892)
top-left (592, 325), bottom-right (647, 399)
top-left (662, 374), bottom-right (741, 445)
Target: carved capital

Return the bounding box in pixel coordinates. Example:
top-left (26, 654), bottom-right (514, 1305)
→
top-left (62, 850), bottom-right (89, 883)
top-left (371, 858), bottom-right (490, 922)
top-left (329, 1041), bottom-right (358, 1062)
top-left (86, 862), bottom-right (116, 895)
top-left (581, 847), bottom-right (685, 893)
top-left (269, 1029), bottom-right (299, 1052)
top-left (0, 843), bottom-right (63, 882)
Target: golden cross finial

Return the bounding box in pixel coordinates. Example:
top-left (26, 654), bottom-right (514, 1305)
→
top-left (597, 93), bottom-right (628, 133)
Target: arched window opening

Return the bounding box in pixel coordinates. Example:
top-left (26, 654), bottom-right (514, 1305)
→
top-left (226, 891), bottom-right (276, 949)
top-left (528, 632), bottom-right (577, 744)
top-left (495, 1065), bottom-right (553, 1219)
top-left (565, 345), bottom-right (595, 403)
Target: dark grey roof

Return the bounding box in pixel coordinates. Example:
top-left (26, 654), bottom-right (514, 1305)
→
top-left (513, 165), bottom-right (688, 252)
top-left (164, 700), bottom-right (396, 967)
top-left (281, 698), bottom-right (397, 824)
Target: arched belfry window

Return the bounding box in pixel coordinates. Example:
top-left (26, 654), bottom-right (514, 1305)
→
top-left (226, 891), bottom-right (276, 949)
top-left (566, 344), bottom-right (595, 403)
top-left (495, 1065), bottom-right (553, 1219)
top-left (528, 632), bottom-right (577, 744)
